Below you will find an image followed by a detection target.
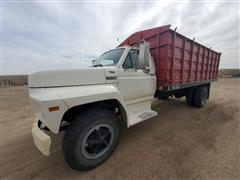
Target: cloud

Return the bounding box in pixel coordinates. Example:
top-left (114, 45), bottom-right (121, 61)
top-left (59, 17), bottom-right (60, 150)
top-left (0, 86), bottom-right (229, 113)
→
top-left (2, 0), bottom-right (239, 74)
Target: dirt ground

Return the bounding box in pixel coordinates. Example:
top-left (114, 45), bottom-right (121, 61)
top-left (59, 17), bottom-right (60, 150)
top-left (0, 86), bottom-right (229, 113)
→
top-left (1, 78), bottom-right (240, 180)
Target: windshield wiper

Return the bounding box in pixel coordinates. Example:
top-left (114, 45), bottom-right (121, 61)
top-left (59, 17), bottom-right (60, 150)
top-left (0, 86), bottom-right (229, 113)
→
top-left (93, 64), bottom-right (103, 67)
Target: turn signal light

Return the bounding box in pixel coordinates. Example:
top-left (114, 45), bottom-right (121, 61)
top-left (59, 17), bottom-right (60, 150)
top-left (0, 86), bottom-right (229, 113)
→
top-left (48, 106), bottom-right (59, 112)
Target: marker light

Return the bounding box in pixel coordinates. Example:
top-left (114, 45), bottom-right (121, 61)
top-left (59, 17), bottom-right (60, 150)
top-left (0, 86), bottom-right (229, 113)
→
top-left (48, 106), bottom-right (59, 112)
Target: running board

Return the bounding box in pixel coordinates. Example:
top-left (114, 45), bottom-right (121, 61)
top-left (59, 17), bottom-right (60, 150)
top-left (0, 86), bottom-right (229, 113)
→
top-left (128, 110), bottom-right (158, 127)
top-left (126, 100), bottom-right (158, 127)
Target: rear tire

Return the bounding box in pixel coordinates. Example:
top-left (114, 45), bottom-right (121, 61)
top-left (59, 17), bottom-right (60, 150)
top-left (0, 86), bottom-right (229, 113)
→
top-left (193, 86), bottom-right (208, 108)
top-left (174, 94), bottom-right (184, 98)
top-left (63, 108), bottom-right (121, 171)
top-left (186, 88), bottom-right (196, 106)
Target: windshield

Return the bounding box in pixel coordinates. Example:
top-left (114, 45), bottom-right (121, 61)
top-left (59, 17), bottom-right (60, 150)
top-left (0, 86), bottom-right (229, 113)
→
top-left (95, 48), bottom-right (124, 66)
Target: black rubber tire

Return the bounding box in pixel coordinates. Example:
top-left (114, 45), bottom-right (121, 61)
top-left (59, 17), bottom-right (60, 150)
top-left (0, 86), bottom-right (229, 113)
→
top-left (186, 88), bottom-right (196, 106)
top-left (174, 94), bottom-right (184, 98)
top-left (193, 86), bottom-right (208, 108)
top-left (63, 108), bottom-right (121, 171)
top-left (158, 95), bottom-right (169, 100)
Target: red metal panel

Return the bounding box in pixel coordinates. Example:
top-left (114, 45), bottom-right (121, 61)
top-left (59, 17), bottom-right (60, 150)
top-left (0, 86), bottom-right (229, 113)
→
top-left (195, 45), bottom-right (201, 81)
top-left (205, 49), bottom-right (210, 80)
top-left (214, 54), bottom-right (221, 78)
top-left (213, 54), bottom-right (217, 79)
top-left (171, 28), bottom-right (177, 82)
top-left (201, 48), bottom-right (206, 80)
top-left (118, 25), bottom-right (221, 88)
top-left (156, 33), bottom-right (160, 84)
top-left (209, 52), bottom-right (214, 79)
top-left (189, 39), bottom-right (195, 81)
top-left (181, 38), bottom-right (186, 82)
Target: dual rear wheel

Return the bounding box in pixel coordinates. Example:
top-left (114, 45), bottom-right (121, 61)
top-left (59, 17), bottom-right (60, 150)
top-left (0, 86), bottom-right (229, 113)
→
top-left (186, 86), bottom-right (208, 108)
top-left (157, 85), bottom-right (209, 108)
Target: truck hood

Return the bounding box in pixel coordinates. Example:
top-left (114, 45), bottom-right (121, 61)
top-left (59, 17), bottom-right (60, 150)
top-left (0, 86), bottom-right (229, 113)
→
top-left (28, 67), bottom-right (117, 88)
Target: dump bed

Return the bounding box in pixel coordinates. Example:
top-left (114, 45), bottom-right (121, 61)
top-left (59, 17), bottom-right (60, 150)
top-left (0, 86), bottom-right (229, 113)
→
top-left (118, 25), bottom-right (221, 90)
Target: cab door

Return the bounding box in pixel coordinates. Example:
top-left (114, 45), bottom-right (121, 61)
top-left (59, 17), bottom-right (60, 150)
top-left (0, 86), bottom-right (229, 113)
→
top-left (118, 49), bottom-right (155, 103)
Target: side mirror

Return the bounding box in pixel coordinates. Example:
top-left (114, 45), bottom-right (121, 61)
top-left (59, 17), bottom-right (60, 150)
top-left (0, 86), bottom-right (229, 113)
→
top-left (92, 59), bottom-right (97, 66)
top-left (138, 40), bottom-right (150, 72)
top-left (138, 50), bottom-right (145, 68)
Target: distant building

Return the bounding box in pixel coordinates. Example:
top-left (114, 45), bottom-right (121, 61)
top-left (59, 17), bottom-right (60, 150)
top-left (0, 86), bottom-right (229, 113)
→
top-left (218, 69), bottom-right (240, 78)
top-left (0, 75), bottom-right (28, 86)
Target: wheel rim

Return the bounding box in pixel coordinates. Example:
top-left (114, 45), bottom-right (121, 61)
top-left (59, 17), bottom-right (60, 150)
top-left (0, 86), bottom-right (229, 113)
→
top-left (81, 123), bottom-right (114, 159)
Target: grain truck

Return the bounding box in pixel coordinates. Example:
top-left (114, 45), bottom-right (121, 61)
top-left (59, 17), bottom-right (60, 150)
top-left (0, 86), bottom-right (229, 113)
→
top-left (29, 25), bottom-right (221, 171)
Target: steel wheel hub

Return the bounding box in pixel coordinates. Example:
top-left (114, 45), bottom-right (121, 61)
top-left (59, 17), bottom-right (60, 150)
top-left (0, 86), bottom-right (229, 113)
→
top-left (81, 123), bottom-right (114, 159)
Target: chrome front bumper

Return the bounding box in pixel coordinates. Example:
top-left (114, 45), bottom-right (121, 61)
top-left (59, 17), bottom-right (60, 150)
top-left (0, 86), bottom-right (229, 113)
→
top-left (32, 119), bottom-right (51, 156)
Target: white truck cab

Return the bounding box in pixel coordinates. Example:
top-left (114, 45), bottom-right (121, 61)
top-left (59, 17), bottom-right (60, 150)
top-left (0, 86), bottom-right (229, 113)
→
top-left (29, 42), bottom-right (158, 170)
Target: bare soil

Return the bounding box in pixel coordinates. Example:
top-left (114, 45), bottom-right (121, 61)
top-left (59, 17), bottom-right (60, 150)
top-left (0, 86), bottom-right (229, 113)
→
top-left (1, 78), bottom-right (240, 180)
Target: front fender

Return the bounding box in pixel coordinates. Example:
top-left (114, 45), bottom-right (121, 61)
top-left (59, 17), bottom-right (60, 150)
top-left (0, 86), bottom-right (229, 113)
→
top-left (30, 85), bottom-right (128, 134)
top-left (55, 85), bottom-right (126, 108)
top-left (54, 84), bottom-right (128, 128)
top-left (29, 88), bottom-right (69, 134)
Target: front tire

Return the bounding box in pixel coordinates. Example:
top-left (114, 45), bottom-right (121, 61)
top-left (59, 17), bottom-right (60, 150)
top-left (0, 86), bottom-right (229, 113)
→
top-left (63, 108), bottom-right (121, 171)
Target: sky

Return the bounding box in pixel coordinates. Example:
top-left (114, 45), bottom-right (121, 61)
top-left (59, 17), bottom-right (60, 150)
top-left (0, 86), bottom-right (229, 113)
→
top-left (1, 0), bottom-right (240, 75)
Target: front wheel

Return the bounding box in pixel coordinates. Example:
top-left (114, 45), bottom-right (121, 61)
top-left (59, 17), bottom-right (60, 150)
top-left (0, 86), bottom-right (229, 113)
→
top-left (63, 108), bottom-right (121, 171)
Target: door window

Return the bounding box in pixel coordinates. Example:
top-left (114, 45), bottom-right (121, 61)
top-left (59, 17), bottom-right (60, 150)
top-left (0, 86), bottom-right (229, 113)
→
top-left (122, 49), bottom-right (139, 69)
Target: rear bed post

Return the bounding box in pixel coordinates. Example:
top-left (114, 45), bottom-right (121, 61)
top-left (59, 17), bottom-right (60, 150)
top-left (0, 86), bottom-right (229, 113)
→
top-left (171, 27), bottom-right (177, 83)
